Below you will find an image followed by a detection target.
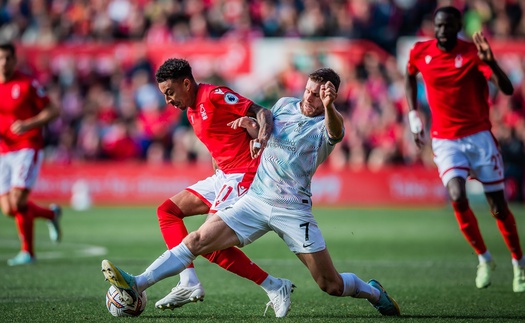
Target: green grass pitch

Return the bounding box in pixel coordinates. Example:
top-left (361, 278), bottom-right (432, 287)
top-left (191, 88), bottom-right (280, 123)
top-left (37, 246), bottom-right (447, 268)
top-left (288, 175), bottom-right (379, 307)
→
top-left (1, 205), bottom-right (524, 322)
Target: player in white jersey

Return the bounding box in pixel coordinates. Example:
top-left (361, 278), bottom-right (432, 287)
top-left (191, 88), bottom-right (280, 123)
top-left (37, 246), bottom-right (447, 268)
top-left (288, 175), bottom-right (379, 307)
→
top-left (101, 68), bottom-right (400, 317)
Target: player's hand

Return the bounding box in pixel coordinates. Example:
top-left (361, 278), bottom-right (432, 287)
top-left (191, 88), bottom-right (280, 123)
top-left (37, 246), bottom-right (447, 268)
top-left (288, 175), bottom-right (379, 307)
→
top-left (320, 81), bottom-right (337, 108)
top-left (250, 138), bottom-right (266, 159)
top-left (227, 116), bottom-right (257, 130)
top-left (408, 110), bottom-right (425, 149)
top-left (10, 120), bottom-right (29, 135)
top-left (473, 31), bottom-right (494, 63)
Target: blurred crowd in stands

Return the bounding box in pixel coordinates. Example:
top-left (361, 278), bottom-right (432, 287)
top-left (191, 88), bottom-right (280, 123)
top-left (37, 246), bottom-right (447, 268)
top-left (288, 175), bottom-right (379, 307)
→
top-left (1, 0), bottom-right (525, 199)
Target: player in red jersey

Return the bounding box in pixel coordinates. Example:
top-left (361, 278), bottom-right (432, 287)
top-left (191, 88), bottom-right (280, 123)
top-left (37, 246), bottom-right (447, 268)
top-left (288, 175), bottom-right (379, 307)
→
top-left (405, 6), bottom-right (525, 292)
top-left (0, 42), bottom-right (62, 266)
top-left (149, 58), bottom-right (293, 316)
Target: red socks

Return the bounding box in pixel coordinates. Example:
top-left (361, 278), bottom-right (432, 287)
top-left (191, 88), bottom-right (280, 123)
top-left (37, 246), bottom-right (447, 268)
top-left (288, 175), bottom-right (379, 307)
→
top-left (157, 198), bottom-right (268, 284)
top-left (494, 207), bottom-right (523, 260)
top-left (14, 201), bottom-right (54, 256)
top-left (452, 200), bottom-right (487, 255)
top-left (14, 208), bottom-right (34, 255)
top-left (203, 248), bottom-right (268, 284)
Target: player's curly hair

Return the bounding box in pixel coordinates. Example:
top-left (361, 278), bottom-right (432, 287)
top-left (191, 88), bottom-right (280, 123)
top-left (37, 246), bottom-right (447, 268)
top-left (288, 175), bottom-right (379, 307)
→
top-left (155, 58), bottom-right (194, 83)
top-left (309, 68), bottom-right (341, 92)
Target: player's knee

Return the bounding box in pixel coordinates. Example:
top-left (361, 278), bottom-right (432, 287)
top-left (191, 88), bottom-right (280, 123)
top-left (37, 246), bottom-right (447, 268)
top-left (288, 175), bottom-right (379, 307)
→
top-left (447, 178), bottom-right (466, 202)
top-left (490, 203), bottom-right (509, 220)
top-left (157, 199), bottom-right (185, 221)
top-left (1, 205), bottom-right (15, 217)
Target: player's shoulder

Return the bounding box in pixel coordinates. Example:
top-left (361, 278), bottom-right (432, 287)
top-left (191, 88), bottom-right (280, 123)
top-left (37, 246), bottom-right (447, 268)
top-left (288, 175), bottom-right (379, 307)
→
top-left (410, 39), bottom-right (434, 53)
top-left (272, 97), bottom-right (298, 112)
top-left (200, 83), bottom-right (247, 105)
top-left (457, 38), bottom-right (477, 52)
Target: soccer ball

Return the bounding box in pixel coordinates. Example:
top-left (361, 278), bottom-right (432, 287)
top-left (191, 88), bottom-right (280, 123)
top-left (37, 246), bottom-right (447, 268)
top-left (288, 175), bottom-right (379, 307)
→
top-left (105, 285), bottom-right (147, 317)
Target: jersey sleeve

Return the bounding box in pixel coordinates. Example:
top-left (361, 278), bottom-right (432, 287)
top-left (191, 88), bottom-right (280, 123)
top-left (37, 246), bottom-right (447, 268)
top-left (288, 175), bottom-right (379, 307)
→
top-left (270, 97), bottom-right (289, 114)
top-left (208, 86), bottom-right (253, 116)
top-left (30, 79), bottom-right (51, 111)
top-left (406, 43), bottom-right (420, 76)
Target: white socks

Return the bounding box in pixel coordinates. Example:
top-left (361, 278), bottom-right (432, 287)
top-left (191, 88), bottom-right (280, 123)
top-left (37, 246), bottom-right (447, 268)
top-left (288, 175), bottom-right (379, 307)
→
top-left (478, 251), bottom-right (493, 264)
top-left (512, 257), bottom-right (525, 267)
top-left (260, 275), bottom-right (282, 293)
top-left (340, 273), bottom-right (380, 302)
top-left (135, 243), bottom-right (196, 292)
top-left (179, 268), bottom-right (200, 287)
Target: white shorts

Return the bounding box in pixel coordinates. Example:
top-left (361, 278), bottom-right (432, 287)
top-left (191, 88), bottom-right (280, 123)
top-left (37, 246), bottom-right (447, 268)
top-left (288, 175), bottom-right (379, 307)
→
top-left (186, 169), bottom-right (254, 213)
top-left (0, 148), bottom-right (44, 195)
top-left (432, 131), bottom-right (505, 192)
top-left (217, 194), bottom-right (326, 254)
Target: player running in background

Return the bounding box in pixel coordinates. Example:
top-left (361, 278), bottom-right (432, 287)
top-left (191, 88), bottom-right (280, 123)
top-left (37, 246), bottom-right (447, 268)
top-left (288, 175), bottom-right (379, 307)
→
top-left (405, 6), bottom-right (525, 292)
top-left (0, 42), bottom-right (62, 266)
top-left (151, 58), bottom-right (293, 315)
top-left (101, 68), bottom-right (400, 317)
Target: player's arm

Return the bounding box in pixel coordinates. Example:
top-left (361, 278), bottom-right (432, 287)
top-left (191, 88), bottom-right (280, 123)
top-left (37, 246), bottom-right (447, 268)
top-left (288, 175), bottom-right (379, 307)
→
top-left (321, 81), bottom-right (344, 141)
top-left (472, 31), bottom-right (513, 95)
top-left (10, 102), bottom-right (60, 135)
top-left (227, 116), bottom-right (259, 138)
top-left (246, 103), bottom-right (273, 158)
top-left (404, 67), bottom-right (425, 148)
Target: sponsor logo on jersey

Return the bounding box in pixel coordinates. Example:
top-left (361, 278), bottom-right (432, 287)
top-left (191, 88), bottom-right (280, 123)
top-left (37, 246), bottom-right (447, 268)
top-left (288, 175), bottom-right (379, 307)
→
top-left (214, 88), bottom-right (224, 94)
top-left (200, 103), bottom-right (208, 120)
top-left (11, 84), bottom-right (20, 99)
top-left (455, 54), bottom-right (463, 68)
top-left (224, 93), bottom-right (239, 105)
top-left (425, 55), bottom-right (432, 64)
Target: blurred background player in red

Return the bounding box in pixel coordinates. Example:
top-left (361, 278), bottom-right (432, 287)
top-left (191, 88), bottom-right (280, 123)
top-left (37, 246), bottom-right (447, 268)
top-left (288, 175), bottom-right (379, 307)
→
top-left (0, 42), bottom-right (62, 266)
top-left (153, 58), bottom-right (292, 313)
top-left (405, 6), bottom-right (525, 292)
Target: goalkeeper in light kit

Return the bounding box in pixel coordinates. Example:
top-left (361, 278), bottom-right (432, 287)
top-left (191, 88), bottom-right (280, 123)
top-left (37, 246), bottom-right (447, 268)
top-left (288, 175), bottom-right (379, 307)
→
top-left (405, 6), bottom-right (525, 292)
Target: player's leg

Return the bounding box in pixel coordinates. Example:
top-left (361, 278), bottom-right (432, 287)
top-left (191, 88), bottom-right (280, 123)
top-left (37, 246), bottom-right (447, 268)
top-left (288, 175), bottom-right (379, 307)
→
top-left (213, 195), bottom-right (293, 318)
top-left (102, 214), bottom-right (240, 306)
top-left (485, 190), bottom-right (525, 292)
top-left (8, 187), bottom-right (36, 265)
top-left (156, 174), bottom-right (269, 309)
top-left (471, 131), bottom-right (524, 291)
top-left (296, 250), bottom-right (399, 316)
top-left (434, 137), bottom-right (493, 288)
top-left (156, 189), bottom-right (209, 308)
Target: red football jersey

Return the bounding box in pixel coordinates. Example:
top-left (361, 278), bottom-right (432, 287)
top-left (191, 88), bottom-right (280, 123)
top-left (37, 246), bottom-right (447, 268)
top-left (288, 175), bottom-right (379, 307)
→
top-left (186, 84), bottom-right (260, 174)
top-left (0, 71), bottom-right (51, 152)
top-left (407, 39), bottom-right (493, 139)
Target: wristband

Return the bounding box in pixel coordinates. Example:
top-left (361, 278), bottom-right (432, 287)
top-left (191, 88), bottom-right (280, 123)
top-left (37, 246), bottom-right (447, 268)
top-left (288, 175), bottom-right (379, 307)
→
top-left (408, 110), bottom-right (423, 134)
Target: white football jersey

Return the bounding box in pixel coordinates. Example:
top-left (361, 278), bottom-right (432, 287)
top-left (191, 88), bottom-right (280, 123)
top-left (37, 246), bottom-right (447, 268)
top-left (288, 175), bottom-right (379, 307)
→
top-left (248, 97), bottom-right (343, 207)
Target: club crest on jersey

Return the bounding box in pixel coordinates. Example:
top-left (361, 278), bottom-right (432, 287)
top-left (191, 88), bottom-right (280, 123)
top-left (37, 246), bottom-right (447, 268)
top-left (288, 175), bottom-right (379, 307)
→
top-left (200, 103), bottom-right (208, 120)
top-left (455, 54), bottom-right (463, 68)
top-left (224, 93), bottom-right (239, 105)
top-left (425, 55), bottom-right (432, 64)
top-left (11, 84), bottom-right (20, 99)
top-left (238, 184), bottom-right (248, 196)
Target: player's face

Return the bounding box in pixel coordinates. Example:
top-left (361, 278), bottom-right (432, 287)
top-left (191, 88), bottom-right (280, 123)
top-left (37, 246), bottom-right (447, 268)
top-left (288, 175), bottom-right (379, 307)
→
top-left (300, 79), bottom-right (324, 117)
top-left (158, 78), bottom-right (192, 111)
top-left (434, 12), bottom-right (461, 49)
top-left (0, 48), bottom-right (16, 80)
